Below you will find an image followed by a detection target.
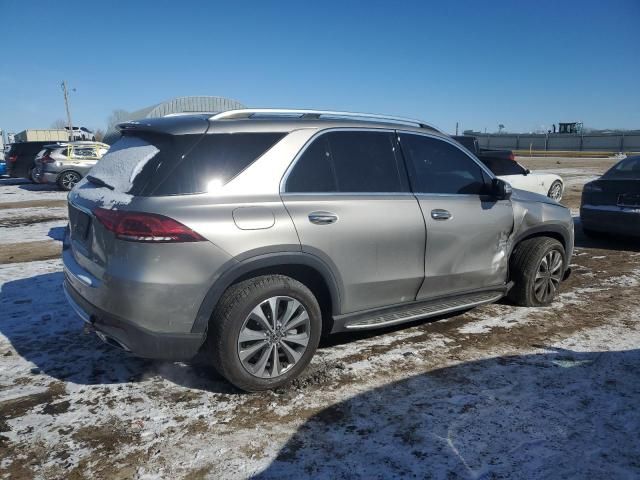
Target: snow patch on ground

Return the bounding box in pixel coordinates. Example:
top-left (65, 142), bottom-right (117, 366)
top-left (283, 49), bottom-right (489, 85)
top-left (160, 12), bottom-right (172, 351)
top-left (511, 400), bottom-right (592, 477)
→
top-left (0, 219), bottom-right (67, 244)
top-left (0, 182), bottom-right (67, 203)
top-left (0, 206), bottom-right (67, 221)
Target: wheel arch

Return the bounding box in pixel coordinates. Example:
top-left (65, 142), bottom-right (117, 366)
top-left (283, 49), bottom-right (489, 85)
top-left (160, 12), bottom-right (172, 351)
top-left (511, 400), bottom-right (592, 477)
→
top-left (510, 225), bottom-right (570, 264)
top-left (56, 169), bottom-right (82, 185)
top-left (192, 252), bottom-right (342, 335)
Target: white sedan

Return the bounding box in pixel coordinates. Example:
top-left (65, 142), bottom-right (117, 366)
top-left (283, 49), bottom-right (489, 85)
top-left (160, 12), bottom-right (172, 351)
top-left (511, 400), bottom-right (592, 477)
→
top-left (482, 157), bottom-right (564, 201)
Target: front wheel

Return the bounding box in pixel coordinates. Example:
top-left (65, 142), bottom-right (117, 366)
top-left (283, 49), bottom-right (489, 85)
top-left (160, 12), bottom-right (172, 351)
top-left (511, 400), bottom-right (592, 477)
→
top-left (547, 180), bottom-right (563, 201)
top-left (508, 237), bottom-right (566, 307)
top-left (208, 275), bottom-right (322, 392)
top-left (57, 171), bottom-right (81, 191)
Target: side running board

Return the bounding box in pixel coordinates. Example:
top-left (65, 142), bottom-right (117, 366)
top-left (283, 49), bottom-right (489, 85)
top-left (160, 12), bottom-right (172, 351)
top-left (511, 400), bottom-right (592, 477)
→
top-left (333, 289), bottom-right (506, 332)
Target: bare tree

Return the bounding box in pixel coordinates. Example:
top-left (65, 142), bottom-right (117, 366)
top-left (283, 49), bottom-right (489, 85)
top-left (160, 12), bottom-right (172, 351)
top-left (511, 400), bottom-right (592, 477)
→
top-left (51, 119), bottom-right (68, 129)
top-left (93, 128), bottom-right (105, 142)
top-left (107, 109), bottom-right (130, 130)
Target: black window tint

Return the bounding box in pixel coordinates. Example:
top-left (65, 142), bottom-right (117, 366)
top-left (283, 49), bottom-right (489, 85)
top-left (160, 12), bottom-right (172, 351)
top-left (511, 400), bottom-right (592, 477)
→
top-left (482, 157), bottom-right (526, 176)
top-left (152, 132), bottom-right (285, 195)
top-left (328, 131), bottom-right (404, 192)
top-left (604, 156), bottom-right (640, 179)
top-left (286, 131), bottom-right (405, 193)
top-left (401, 134), bottom-right (487, 195)
top-left (286, 137), bottom-right (336, 192)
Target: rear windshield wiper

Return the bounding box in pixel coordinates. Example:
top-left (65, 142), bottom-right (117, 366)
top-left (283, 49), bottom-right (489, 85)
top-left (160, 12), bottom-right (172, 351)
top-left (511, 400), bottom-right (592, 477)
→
top-left (86, 175), bottom-right (114, 190)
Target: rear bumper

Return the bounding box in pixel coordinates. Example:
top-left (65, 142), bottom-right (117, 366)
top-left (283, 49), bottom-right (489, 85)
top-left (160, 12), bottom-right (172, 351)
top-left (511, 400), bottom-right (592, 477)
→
top-left (580, 205), bottom-right (640, 236)
top-left (33, 169), bottom-right (58, 184)
top-left (63, 278), bottom-right (205, 361)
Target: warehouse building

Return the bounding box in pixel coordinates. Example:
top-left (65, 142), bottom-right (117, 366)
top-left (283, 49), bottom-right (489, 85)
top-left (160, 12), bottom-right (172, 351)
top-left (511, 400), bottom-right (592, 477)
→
top-left (103, 96), bottom-right (245, 144)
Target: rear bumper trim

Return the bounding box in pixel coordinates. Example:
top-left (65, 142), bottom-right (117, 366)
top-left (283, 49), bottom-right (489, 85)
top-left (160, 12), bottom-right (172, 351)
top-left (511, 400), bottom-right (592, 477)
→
top-left (63, 279), bottom-right (206, 361)
top-left (63, 282), bottom-right (92, 324)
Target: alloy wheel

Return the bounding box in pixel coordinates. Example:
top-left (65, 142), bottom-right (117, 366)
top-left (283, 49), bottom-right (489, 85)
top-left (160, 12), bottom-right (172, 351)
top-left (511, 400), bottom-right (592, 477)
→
top-left (549, 182), bottom-right (563, 201)
top-left (533, 249), bottom-right (563, 303)
top-left (237, 296), bottom-right (311, 378)
top-left (61, 172), bottom-right (80, 190)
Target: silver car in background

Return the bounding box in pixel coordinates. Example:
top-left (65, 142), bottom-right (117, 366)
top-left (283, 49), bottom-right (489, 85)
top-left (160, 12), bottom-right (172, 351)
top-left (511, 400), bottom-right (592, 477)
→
top-left (34, 141), bottom-right (109, 190)
top-left (63, 109), bottom-right (574, 391)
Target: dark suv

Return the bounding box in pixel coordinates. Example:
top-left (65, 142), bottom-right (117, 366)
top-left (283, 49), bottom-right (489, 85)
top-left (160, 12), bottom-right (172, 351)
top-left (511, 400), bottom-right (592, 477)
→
top-left (6, 141), bottom-right (55, 180)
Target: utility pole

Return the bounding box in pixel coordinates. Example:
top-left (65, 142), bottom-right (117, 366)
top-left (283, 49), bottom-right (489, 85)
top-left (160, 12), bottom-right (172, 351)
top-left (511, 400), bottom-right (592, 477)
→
top-left (61, 81), bottom-right (73, 141)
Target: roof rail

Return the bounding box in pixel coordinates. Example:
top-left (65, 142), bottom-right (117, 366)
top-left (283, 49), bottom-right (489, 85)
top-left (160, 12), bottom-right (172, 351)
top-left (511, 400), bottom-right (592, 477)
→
top-left (209, 109), bottom-right (441, 132)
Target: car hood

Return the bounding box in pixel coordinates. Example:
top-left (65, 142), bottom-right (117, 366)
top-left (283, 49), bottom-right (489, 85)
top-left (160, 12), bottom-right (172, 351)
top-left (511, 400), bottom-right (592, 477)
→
top-left (510, 187), bottom-right (562, 207)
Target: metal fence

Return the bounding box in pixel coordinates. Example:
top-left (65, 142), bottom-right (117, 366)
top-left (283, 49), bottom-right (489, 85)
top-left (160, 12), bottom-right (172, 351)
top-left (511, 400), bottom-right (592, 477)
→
top-left (474, 133), bottom-right (640, 153)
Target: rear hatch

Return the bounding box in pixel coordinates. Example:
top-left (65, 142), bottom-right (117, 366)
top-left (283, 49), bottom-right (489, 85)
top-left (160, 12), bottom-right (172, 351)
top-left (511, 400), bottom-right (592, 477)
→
top-left (67, 116), bottom-right (210, 270)
top-left (586, 157), bottom-right (640, 206)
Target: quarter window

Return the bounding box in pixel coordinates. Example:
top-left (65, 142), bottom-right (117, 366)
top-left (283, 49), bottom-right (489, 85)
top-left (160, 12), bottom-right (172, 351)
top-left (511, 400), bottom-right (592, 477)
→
top-left (400, 134), bottom-right (488, 195)
top-left (286, 131), bottom-right (405, 193)
top-left (151, 132), bottom-right (286, 195)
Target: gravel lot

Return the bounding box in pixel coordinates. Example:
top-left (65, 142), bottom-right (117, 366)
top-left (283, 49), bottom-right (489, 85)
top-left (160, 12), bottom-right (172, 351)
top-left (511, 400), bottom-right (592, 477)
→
top-left (1, 157), bottom-right (639, 479)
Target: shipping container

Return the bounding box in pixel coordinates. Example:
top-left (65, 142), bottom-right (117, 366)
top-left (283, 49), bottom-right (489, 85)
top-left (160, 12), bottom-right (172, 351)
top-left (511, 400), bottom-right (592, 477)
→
top-left (14, 129), bottom-right (71, 142)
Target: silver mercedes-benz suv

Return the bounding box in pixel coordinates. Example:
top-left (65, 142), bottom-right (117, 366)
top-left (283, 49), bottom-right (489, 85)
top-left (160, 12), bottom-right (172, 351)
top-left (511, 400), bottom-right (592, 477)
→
top-left (63, 109), bottom-right (574, 391)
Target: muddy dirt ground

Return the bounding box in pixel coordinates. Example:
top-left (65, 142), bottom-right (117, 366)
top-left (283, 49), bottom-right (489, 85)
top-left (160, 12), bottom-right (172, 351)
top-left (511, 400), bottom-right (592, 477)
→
top-left (1, 157), bottom-right (639, 479)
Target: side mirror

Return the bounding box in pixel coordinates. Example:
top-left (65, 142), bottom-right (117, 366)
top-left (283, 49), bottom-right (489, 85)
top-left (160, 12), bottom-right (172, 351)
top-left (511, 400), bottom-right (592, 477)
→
top-left (491, 178), bottom-right (512, 200)
top-left (525, 168), bottom-right (531, 175)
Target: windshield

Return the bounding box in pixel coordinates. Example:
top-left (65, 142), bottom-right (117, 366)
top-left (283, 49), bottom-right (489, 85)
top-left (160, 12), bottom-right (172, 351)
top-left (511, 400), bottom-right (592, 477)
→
top-left (603, 156), bottom-right (640, 179)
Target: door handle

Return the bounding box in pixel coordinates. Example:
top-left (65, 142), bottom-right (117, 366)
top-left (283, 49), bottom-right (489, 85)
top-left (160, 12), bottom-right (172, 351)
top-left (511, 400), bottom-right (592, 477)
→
top-left (431, 209), bottom-right (452, 221)
top-left (308, 212), bottom-right (338, 225)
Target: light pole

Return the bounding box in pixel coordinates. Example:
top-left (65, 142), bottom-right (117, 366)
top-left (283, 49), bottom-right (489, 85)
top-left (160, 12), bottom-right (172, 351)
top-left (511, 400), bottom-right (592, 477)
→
top-left (61, 81), bottom-right (74, 141)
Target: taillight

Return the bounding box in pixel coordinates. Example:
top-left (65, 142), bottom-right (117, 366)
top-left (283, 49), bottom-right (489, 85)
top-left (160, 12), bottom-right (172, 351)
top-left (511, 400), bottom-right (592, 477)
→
top-left (8, 155), bottom-right (17, 162)
top-left (40, 154), bottom-right (54, 164)
top-left (508, 153), bottom-right (515, 161)
top-left (93, 208), bottom-right (205, 243)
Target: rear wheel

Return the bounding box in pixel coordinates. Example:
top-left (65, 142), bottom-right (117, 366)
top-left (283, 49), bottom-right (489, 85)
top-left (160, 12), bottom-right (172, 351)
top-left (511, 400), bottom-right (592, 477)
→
top-left (508, 237), bottom-right (565, 307)
top-left (208, 275), bottom-right (322, 392)
top-left (547, 180), bottom-right (563, 201)
top-left (57, 171), bottom-right (81, 191)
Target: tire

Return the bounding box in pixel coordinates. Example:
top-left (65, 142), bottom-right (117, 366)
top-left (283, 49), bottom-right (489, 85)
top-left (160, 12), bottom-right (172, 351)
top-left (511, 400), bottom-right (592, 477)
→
top-left (547, 180), bottom-right (563, 201)
top-left (508, 237), bottom-right (565, 307)
top-left (57, 171), bottom-right (81, 191)
top-left (208, 275), bottom-right (322, 392)
top-left (28, 168), bottom-right (37, 183)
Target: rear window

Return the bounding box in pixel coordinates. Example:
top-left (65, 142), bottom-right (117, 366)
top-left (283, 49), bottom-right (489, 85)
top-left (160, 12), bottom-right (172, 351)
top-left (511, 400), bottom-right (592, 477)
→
top-left (604, 156), bottom-right (640, 179)
top-left (86, 136), bottom-right (161, 192)
top-left (148, 132), bottom-right (286, 196)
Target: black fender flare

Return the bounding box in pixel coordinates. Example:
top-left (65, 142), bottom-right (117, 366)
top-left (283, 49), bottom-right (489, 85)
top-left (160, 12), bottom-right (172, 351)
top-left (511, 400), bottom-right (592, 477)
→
top-left (191, 252), bottom-right (343, 333)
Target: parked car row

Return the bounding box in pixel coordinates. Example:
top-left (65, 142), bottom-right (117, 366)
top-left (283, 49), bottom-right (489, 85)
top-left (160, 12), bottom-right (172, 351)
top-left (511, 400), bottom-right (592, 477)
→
top-left (4, 140), bottom-right (109, 190)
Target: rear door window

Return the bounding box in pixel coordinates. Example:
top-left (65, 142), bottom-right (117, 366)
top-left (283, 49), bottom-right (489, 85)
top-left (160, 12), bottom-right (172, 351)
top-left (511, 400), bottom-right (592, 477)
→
top-left (400, 134), bottom-right (488, 195)
top-left (286, 130), bottom-right (406, 193)
top-left (286, 136), bottom-right (336, 192)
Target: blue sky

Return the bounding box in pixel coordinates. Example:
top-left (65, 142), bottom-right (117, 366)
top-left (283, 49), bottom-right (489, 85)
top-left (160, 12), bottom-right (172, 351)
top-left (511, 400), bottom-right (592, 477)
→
top-left (1, 0), bottom-right (638, 135)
